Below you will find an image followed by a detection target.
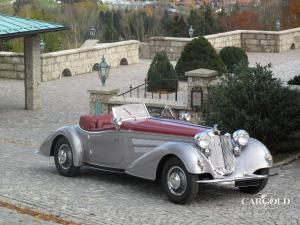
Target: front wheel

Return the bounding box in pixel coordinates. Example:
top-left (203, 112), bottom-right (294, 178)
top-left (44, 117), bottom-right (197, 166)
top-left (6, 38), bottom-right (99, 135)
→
top-left (54, 137), bottom-right (80, 177)
top-left (238, 168), bottom-right (269, 194)
top-left (161, 157), bottom-right (198, 204)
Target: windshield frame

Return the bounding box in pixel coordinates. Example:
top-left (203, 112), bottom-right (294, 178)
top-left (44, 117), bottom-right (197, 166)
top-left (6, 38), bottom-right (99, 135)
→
top-left (112, 103), bottom-right (150, 121)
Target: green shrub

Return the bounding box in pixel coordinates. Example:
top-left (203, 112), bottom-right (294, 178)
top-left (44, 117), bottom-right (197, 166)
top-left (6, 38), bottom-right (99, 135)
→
top-left (147, 51), bottom-right (177, 92)
top-left (219, 46), bottom-right (249, 72)
top-left (203, 64), bottom-right (300, 150)
top-left (288, 75), bottom-right (300, 85)
top-left (175, 36), bottom-right (226, 81)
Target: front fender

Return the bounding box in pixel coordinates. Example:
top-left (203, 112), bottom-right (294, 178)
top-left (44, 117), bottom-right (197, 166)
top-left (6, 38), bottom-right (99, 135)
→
top-left (126, 142), bottom-right (213, 180)
top-left (39, 126), bottom-right (84, 167)
top-left (227, 138), bottom-right (273, 179)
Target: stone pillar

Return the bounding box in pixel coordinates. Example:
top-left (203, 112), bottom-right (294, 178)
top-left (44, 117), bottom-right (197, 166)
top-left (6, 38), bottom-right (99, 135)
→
top-left (185, 68), bottom-right (219, 110)
top-left (24, 35), bottom-right (42, 110)
top-left (88, 88), bottom-right (119, 114)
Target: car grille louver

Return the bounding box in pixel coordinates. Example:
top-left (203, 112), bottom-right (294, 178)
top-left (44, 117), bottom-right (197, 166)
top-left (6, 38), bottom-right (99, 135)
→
top-left (209, 135), bottom-right (235, 176)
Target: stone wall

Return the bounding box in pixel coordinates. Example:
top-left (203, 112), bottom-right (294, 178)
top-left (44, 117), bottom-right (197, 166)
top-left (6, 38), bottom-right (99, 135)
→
top-left (278, 28), bottom-right (300, 52)
top-left (205, 30), bottom-right (242, 51)
top-left (0, 52), bottom-right (24, 79)
top-left (0, 40), bottom-right (139, 81)
top-left (139, 42), bottom-right (150, 59)
top-left (145, 28), bottom-right (300, 60)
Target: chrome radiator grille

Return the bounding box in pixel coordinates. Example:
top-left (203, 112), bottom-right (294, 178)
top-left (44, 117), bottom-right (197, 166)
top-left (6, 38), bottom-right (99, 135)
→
top-left (209, 135), bottom-right (235, 176)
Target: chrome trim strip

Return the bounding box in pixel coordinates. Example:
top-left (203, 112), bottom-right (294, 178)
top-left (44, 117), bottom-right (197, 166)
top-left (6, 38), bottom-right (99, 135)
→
top-left (196, 174), bottom-right (268, 183)
top-left (132, 138), bottom-right (168, 147)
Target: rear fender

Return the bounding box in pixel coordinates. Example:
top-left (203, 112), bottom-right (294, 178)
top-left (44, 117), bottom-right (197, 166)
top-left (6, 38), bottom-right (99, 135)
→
top-left (39, 126), bottom-right (83, 167)
top-left (126, 142), bottom-right (213, 180)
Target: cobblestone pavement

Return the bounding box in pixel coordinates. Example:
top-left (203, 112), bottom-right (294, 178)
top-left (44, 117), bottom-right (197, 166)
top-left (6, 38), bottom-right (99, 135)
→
top-left (0, 207), bottom-right (57, 225)
top-left (0, 51), bottom-right (300, 224)
top-left (248, 49), bottom-right (300, 83)
top-left (0, 142), bottom-right (299, 225)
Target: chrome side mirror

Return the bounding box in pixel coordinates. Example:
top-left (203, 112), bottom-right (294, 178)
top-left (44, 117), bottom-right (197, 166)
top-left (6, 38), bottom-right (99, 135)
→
top-left (112, 117), bottom-right (122, 127)
top-left (181, 113), bottom-right (191, 122)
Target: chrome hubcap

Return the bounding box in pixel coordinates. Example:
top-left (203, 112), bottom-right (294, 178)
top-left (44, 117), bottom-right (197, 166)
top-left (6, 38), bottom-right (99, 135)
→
top-left (58, 144), bottom-right (72, 169)
top-left (167, 166), bottom-right (187, 196)
top-left (59, 150), bottom-right (67, 164)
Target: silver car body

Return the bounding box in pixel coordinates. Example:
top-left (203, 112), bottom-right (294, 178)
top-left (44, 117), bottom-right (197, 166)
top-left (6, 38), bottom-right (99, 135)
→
top-left (39, 104), bottom-right (272, 183)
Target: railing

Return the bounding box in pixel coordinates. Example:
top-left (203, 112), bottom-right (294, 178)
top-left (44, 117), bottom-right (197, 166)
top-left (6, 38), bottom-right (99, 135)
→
top-left (118, 78), bottom-right (178, 101)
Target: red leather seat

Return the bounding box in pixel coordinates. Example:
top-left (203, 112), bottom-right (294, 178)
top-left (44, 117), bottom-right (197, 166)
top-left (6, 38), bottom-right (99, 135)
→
top-left (79, 114), bottom-right (113, 131)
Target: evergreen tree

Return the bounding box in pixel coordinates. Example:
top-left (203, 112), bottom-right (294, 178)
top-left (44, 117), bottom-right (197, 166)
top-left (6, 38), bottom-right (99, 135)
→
top-left (204, 5), bottom-right (217, 34)
top-left (161, 11), bottom-right (173, 36)
top-left (172, 15), bottom-right (187, 37)
top-left (147, 51), bottom-right (177, 92)
top-left (203, 64), bottom-right (300, 149)
top-left (175, 36), bottom-right (226, 80)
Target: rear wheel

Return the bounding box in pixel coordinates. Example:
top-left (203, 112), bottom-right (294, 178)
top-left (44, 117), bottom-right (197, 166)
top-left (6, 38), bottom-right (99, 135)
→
top-left (54, 137), bottom-right (80, 177)
top-left (238, 168), bottom-right (269, 194)
top-left (161, 157), bottom-right (198, 204)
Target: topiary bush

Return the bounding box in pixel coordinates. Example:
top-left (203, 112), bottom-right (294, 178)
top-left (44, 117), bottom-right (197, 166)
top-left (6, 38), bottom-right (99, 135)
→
top-left (147, 51), bottom-right (177, 92)
top-left (288, 75), bottom-right (300, 85)
top-left (219, 46), bottom-right (249, 72)
top-left (175, 36), bottom-right (226, 81)
top-left (203, 64), bottom-right (300, 150)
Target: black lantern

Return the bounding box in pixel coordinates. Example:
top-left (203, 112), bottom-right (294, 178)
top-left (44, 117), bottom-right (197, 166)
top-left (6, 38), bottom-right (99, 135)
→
top-left (89, 26), bottom-right (96, 39)
top-left (97, 55), bottom-right (110, 86)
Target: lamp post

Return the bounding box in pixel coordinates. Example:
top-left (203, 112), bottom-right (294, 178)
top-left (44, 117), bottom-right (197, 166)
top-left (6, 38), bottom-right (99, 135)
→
top-left (89, 26), bottom-right (96, 39)
top-left (97, 55), bottom-right (110, 86)
top-left (188, 25), bottom-right (194, 38)
top-left (40, 39), bottom-right (45, 53)
top-left (275, 19), bottom-right (281, 31)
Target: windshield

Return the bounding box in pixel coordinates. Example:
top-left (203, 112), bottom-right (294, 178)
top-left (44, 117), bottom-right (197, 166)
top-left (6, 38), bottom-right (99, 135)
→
top-left (112, 104), bottom-right (150, 121)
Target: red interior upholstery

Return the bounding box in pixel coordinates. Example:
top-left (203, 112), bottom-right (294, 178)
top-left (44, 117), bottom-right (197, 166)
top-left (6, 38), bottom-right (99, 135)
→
top-left (79, 114), bottom-right (113, 131)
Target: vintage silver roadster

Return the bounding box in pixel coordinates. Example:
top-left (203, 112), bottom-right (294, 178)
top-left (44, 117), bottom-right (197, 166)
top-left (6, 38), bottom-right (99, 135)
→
top-left (39, 103), bottom-right (273, 204)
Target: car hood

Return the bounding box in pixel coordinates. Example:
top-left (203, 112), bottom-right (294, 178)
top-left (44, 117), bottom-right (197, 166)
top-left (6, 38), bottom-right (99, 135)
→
top-left (121, 117), bottom-right (210, 137)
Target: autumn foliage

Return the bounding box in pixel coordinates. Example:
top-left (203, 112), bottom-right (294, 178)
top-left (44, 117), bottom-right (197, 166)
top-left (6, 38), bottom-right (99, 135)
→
top-left (229, 11), bottom-right (263, 30)
top-left (282, 0), bottom-right (300, 28)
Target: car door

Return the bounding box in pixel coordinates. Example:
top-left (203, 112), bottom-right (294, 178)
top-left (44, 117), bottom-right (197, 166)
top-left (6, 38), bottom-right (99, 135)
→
top-left (88, 130), bottom-right (123, 165)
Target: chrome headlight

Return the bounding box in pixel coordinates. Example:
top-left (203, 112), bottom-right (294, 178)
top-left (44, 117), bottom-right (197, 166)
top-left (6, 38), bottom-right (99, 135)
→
top-left (233, 130), bottom-right (249, 146)
top-left (194, 132), bottom-right (211, 149)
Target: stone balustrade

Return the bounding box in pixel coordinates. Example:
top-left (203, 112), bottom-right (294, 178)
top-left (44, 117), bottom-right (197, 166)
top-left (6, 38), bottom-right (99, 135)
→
top-left (0, 52), bottom-right (24, 79)
top-left (144, 28), bottom-right (300, 60)
top-left (0, 40), bottom-right (139, 81)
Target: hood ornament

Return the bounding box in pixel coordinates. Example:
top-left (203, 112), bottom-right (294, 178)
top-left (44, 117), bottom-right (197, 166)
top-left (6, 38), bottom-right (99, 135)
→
top-left (213, 124), bottom-right (221, 135)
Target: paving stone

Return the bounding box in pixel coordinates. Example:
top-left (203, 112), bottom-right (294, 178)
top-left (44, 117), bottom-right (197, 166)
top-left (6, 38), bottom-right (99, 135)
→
top-left (0, 207), bottom-right (58, 225)
top-left (0, 53), bottom-right (299, 225)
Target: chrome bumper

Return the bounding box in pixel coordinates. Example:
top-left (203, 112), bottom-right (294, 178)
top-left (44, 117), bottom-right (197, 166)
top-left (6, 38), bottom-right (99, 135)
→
top-left (196, 174), bottom-right (268, 184)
